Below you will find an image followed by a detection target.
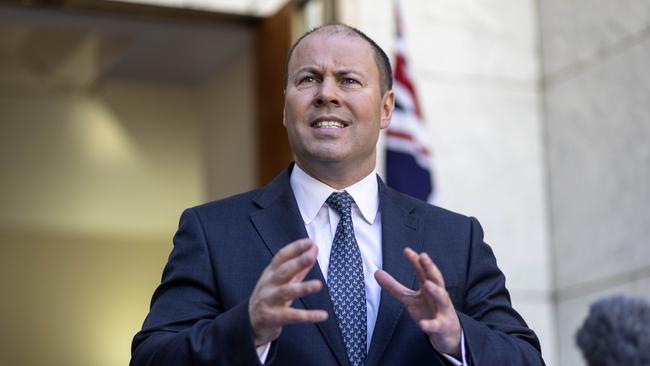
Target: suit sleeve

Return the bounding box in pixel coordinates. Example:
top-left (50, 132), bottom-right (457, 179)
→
top-left (130, 208), bottom-right (264, 366)
top-left (458, 217), bottom-right (545, 366)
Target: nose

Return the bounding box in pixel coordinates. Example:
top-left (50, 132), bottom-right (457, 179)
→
top-left (313, 78), bottom-right (340, 107)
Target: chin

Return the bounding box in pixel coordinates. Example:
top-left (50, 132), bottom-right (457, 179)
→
top-left (301, 146), bottom-right (347, 161)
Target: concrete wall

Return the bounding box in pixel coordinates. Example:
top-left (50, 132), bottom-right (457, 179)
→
top-left (342, 0), bottom-right (557, 364)
top-left (538, 1), bottom-right (650, 365)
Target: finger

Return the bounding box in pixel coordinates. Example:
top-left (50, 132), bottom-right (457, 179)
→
top-left (273, 245), bottom-right (318, 284)
top-left (269, 238), bottom-right (314, 270)
top-left (419, 318), bottom-right (443, 334)
top-left (292, 245), bottom-right (319, 282)
top-left (404, 248), bottom-right (428, 285)
top-left (419, 253), bottom-right (445, 288)
top-left (279, 308), bottom-right (329, 325)
top-left (422, 280), bottom-right (452, 311)
top-left (272, 279), bottom-right (323, 303)
top-left (420, 280), bottom-right (440, 315)
top-left (375, 269), bottom-right (415, 303)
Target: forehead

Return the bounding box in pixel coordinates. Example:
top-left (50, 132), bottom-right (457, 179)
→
top-left (288, 31), bottom-right (376, 73)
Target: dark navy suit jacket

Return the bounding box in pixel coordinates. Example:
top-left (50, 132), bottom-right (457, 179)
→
top-left (131, 165), bottom-right (544, 365)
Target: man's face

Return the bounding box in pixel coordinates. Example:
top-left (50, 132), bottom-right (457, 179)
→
top-left (283, 31), bottom-right (394, 174)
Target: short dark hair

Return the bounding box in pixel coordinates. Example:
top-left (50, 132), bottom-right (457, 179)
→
top-left (576, 295), bottom-right (650, 366)
top-left (284, 23), bottom-right (393, 94)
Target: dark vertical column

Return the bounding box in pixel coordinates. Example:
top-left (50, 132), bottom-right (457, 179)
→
top-left (255, 1), bottom-right (295, 186)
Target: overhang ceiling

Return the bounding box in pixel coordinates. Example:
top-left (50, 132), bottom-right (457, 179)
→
top-left (108, 0), bottom-right (290, 17)
top-left (0, 3), bottom-right (255, 93)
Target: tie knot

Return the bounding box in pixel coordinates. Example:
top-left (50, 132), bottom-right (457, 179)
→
top-left (326, 191), bottom-right (354, 216)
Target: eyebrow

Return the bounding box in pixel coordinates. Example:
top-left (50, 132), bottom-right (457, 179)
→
top-left (335, 69), bottom-right (363, 77)
top-left (293, 66), bottom-right (321, 77)
top-left (292, 67), bottom-right (365, 79)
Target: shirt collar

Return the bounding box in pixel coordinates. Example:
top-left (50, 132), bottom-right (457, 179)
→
top-left (290, 163), bottom-right (379, 225)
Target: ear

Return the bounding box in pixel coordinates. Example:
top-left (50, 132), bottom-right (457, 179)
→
top-left (380, 90), bottom-right (395, 130)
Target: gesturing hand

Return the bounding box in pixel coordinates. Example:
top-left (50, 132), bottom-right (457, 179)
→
top-left (249, 238), bottom-right (328, 346)
top-left (375, 248), bottom-right (462, 358)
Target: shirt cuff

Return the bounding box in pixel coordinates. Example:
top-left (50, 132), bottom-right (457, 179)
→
top-left (435, 330), bottom-right (467, 366)
top-left (256, 342), bottom-right (272, 364)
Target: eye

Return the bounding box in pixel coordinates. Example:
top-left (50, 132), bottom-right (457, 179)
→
top-left (342, 78), bottom-right (361, 86)
top-left (299, 76), bottom-right (318, 84)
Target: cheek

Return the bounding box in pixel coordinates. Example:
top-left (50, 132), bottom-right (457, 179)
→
top-left (349, 95), bottom-right (381, 115)
top-left (285, 91), bottom-right (312, 112)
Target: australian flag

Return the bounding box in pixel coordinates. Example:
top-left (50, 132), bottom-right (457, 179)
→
top-left (385, 8), bottom-right (435, 202)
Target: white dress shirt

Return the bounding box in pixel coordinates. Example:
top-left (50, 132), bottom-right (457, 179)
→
top-left (291, 164), bottom-right (383, 349)
top-left (257, 164), bottom-right (466, 365)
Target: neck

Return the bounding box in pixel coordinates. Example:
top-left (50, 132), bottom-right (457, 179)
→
top-left (295, 158), bottom-right (375, 190)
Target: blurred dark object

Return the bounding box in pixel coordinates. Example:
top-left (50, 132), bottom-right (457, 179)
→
top-left (576, 295), bottom-right (650, 366)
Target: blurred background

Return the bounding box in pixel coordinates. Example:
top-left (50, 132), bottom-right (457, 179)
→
top-left (0, 0), bottom-right (648, 365)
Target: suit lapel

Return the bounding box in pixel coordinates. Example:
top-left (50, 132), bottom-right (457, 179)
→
top-left (366, 180), bottom-right (423, 366)
top-left (249, 166), bottom-right (350, 366)
top-left (249, 167), bottom-right (308, 257)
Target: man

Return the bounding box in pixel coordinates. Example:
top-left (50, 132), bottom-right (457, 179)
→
top-left (131, 24), bottom-right (544, 366)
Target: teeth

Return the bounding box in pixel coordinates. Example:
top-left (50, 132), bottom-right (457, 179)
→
top-left (314, 120), bottom-right (345, 128)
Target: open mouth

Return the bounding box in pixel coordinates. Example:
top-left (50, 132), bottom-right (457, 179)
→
top-left (311, 120), bottom-right (349, 128)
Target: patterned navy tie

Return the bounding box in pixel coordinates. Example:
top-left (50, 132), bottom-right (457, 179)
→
top-left (326, 191), bottom-right (367, 366)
